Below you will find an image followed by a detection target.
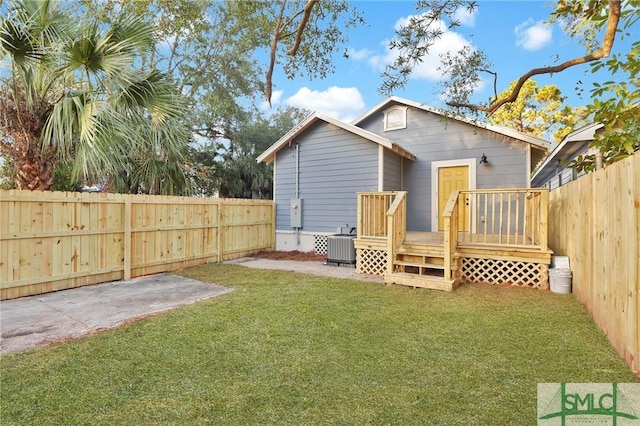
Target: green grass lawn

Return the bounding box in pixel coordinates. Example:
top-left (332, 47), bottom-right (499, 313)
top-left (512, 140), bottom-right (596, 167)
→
top-left (1, 264), bottom-right (637, 425)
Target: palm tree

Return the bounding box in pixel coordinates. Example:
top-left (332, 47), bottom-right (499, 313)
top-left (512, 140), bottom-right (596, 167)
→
top-left (0, 0), bottom-right (191, 194)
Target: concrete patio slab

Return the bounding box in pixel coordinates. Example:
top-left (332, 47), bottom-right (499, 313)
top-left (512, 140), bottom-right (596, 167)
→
top-left (1, 259), bottom-right (381, 354)
top-left (224, 257), bottom-right (384, 283)
top-left (0, 274), bottom-right (231, 354)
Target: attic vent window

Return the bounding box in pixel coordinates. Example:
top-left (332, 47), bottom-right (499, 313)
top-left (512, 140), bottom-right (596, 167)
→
top-left (384, 106), bottom-right (407, 131)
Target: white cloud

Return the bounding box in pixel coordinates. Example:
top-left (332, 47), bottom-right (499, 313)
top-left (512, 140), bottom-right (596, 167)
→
top-left (271, 90), bottom-right (283, 105)
top-left (412, 31), bottom-right (471, 80)
top-left (283, 86), bottom-right (366, 121)
top-left (259, 90), bottom-right (283, 111)
top-left (159, 34), bottom-right (176, 50)
top-left (515, 19), bottom-right (552, 51)
top-left (454, 6), bottom-right (476, 26)
top-left (369, 15), bottom-right (472, 82)
top-left (346, 47), bottom-right (374, 61)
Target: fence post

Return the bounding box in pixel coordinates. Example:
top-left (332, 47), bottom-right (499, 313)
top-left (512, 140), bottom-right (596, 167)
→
top-left (270, 202), bottom-right (276, 251)
top-left (217, 199), bottom-right (223, 263)
top-left (123, 197), bottom-right (132, 280)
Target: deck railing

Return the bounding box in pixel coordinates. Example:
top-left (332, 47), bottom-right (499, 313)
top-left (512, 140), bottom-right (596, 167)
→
top-left (358, 188), bottom-right (549, 280)
top-left (385, 192), bottom-right (407, 274)
top-left (356, 192), bottom-right (399, 239)
top-left (455, 189), bottom-right (549, 250)
top-left (442, 191), bottom-right (460, 281)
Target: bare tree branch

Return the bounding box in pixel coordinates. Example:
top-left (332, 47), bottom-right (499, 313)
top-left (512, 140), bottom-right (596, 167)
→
top-left (479, 68), bottom-right (497, 102)
top-left (265, 0), bottom-right (320, 105)
top-left (448, 0), bottom-right (621, 115)
top-left (287, 0), bottom-right (319, 56)
top-left (265, 0), bottom-right (288, 106)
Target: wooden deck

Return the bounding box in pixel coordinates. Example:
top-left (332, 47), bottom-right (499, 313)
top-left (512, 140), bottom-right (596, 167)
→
top-left (355, 190), bottom-right (553, 291)
top-left (404, 231), bottom-right (444, 245)
top-left (405, 231), bottom-right (548, 251)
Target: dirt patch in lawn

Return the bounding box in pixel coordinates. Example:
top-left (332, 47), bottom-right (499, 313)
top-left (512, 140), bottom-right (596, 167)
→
top-left (253, 250), bottom-right (326, 262)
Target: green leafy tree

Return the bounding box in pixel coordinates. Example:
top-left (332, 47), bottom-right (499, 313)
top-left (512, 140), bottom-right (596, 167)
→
top-left (85, 0), bottom-right (363, 135)
top-left (486, 80), bottom-right (587, 144)
top-left (190, 106), bottom-right (310, 198)
top-left (381, 0), bottom-right (639, 166)
top-left (220, 106), bottom-right (310, 199)
top-left (83, 0), bottom-right (263, 144)
top-left (187, 142), bottom-right (220, 197)
top-left (243, 0), bottom-right (365, 105)
top-left (0, 158), bottom-right (83, 191)
top-left (581, 46), bottom-right (640, 167)
top-left (82, 0), bottom-right (362, 197)
top-left (0, 0), bottom-right (191, 194)
top-left (0, 158), bottom-right (18, 190)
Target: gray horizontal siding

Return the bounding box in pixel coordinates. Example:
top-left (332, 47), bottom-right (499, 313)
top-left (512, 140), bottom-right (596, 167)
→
top-left (359, 105), bottom-right (530, 231)
top-left (541, 168), bottom-right (577, 190)
top-left (560, 168), bottom-right (575, 187)
top-left (275, 121), bottom-right (379, 233)
top-left (383, 150), bottom-right (403, 191)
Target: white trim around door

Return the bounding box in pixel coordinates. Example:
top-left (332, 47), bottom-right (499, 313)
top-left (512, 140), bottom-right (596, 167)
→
top-left (431, 158), bottom-right (477, 232)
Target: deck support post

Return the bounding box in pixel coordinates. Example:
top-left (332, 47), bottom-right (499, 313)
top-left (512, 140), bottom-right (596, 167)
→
top-left (539, 190), bottom-right (549, 252)
top-left (442, 191), bottom-right (460, 282)
top-left (386, 213), bottom-right (395, 275)
top-left (384, 191), bottom-right (407, 275)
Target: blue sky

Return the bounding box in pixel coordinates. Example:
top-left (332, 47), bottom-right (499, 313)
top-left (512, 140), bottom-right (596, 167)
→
top-left (262, 1), bottom-right (632, 122)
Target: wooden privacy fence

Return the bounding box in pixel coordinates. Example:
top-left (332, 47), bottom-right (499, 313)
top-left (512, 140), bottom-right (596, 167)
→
top-left (0, 190), bottom-right (275, 300)
top-left (548, 153), bottom-right (639, 372)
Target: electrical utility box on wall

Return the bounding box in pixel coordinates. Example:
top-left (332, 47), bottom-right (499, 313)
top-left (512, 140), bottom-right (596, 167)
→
top-left (290, 198), bottom-right (302, 228)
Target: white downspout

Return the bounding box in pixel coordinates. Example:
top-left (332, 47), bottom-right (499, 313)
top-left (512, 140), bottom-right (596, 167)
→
top-left (295, 143), bottom-right (299, 199)
top-left (596, 151), bottom-right (603, 170)
top-left (378, 145), bottom-right (384, 191)
top-left (295, 143), bottom-right (300, 247)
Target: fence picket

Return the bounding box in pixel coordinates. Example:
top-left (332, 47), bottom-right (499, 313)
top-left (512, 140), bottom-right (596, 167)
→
top-left (0, 191), bottom-right (274, 299)
top-left (548, 153), bottom-right (639, 372)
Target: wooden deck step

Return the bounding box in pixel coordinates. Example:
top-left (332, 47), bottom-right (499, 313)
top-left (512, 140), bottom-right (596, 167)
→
top-left (394, 260), bottom-right (445, 270)
top-left (384, 272), bottom-right (459, 291)
top-left (396, 253), bottom-right (444, 263)
top-left (393, 262), bottom-right (458, 273)
top-left (398, 244), bottom-right (444, 257)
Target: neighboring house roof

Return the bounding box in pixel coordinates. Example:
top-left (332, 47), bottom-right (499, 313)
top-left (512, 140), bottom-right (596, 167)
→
top-left (351, 96), bottom-right (552, 152)
top-left (257, 111), bottom-right (416, 164)
top-left (530, 122), bottom-right (604, 187)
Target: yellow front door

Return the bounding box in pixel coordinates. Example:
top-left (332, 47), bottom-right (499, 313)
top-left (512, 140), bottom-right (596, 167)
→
top-left (438, 165), bottom-right (469, 231)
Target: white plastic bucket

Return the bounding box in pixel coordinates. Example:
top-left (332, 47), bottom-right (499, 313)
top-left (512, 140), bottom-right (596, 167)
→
top-left (549, 268), bottom-right (572, 294)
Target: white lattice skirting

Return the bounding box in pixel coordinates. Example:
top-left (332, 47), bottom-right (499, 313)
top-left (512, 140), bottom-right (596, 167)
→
top-left (356, 249), bottom-right (387, 276)
top-left (314, 235), bottom-right (328, 255)
top-left (460, 257), bottom-right (549, 289)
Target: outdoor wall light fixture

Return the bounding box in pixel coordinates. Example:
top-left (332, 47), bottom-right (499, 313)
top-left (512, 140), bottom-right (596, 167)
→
top-left (479, 153), bottom-right (489, 164)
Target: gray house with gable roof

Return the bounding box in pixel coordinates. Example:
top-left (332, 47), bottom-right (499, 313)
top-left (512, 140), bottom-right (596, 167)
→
top-left (257, 96), bottom-right (551, 253)
top-left (531, 122), bottom-right (604, 189)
